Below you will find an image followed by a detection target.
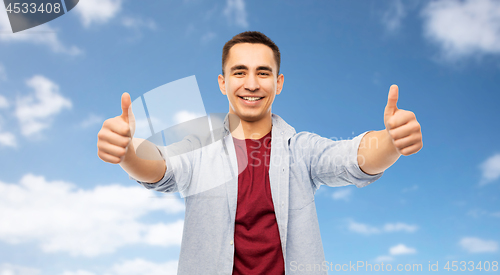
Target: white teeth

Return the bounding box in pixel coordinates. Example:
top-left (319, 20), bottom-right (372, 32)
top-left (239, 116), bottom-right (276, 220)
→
top-left (242, 97), bottom-right (262, 101)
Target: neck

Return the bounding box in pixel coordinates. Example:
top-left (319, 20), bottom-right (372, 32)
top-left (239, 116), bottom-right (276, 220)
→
top-left (229, 113), bottom-right (272, 140)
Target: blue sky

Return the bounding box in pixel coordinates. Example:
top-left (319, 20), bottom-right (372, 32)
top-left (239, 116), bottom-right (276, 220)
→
top-left (0, 0), bottom-right (499, 274)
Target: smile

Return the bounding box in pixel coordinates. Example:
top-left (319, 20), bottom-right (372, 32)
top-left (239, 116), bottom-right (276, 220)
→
top-left (238, 96), bottom-right (263, 102)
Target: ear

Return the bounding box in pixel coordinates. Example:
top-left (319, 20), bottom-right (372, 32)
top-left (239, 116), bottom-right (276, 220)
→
top-left (218, 74), bottom-right (226, 95)
top-left (276, 74), bottom-right (284, 95)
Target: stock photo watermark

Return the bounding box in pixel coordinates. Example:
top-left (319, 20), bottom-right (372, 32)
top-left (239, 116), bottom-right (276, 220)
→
top-left (290, 260), bottom-right (499, 272)
top-left (3, 0), bottom-right (79, 33)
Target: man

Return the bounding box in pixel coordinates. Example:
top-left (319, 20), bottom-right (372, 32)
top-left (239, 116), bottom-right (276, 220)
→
top-left (97, 31), bottom-right (422, 274)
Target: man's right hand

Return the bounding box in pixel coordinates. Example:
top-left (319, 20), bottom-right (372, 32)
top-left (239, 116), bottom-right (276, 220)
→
top-left (97, 92), bottom-right (134, 164)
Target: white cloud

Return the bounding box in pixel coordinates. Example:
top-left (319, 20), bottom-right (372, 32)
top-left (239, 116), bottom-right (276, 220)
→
top-left (106, 259), bottom-right (178, 275)
top-left (381, 0), bottom-right (406, 32)
top-left (348, 220), bottom-right (380, 235)
top-left (121, 16), bottom-right (157, 30)
top-left (62, 271), bottom-right (96, 275)
top-left (373, 244), bottom-right (416, 263)
top-left (0, 132), bottom-right (16, 147)
top-left (143, 221), bottom-right (184, 247)
top-left (0, 96), bottom-right (16, 147)
top-left (383, 222), bottom-right (418, 233)
top-left (465, 208), bottom-right (500, 218)
top-left (80, 113), bottom-right (103, 128)
top-left (201, 32), bottom-right (216, 44)
top-left (224, 0), bottom-right (248, 28)
top-left (491, 211), bottom-right (500, 218)
top-left (0, 8), bottom-right (81, 55)
top-left (402, 184), bottom-right (418, 193)
top-left (332, 188), bottom-right (352, 201)
top-left (0, 63), bottom-right (7, 81)
top-left (61, 259), bottom-right (178, 275)
top-left (466, 208), bottom-right (487, 218)
top-left (0, 263), bottom-right (40, 275)
top-left (15, 75), bottom-right (72, 136)
top-left (421, 0), bottom-right (500, 60)
top-left (459, 237), bottom-right (498, 253)
top-left (348, 220), bottom-right (418, 235)
top-left (389, 244), bottom-right (417, 255)
top-left (479, 153), bottom-right (500, 185)
top-left (0, 174), bottom-right (184, 257)
top-left (173, 110), bottom-right (205, 125)
top-left (0, 95), bottom-right (9, 109)
top-left (372, 255), bottom-right (394, 263)
top-left (74, 0), bottom-right (123, 27)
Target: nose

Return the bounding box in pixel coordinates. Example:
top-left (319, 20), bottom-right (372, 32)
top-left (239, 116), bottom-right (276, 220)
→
top-left (243, 73), bottom-right (260, 92)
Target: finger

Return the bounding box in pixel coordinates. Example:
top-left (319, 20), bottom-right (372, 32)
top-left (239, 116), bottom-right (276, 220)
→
top-left (399, 142), bottom-right (423, 156)
top-left (98, 141), bottom-right (128, 159)
top-left (98, 129), bottom-right (131, 147)
top-left (103, 118), bottom-right (131, 137)
top-left (386, 110), bottom-right (416, 130)
top-left (121, 92), bottom-right (131, 123)
top-left (393, 133), bottom-right (421, 150)
top-left (387, 120), bottom-right (420, 140)
top-left (97, 151), bottom-right (122, 164)
top-left (384, 85), bottom-right (399, 119)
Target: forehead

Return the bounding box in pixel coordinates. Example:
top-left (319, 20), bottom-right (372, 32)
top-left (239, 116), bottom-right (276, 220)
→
top-left (226, 43), bottom-right (277, 71)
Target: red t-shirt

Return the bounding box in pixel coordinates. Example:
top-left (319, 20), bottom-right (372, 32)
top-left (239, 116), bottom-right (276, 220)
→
top-left (232, 131), bottom-right (285, 275)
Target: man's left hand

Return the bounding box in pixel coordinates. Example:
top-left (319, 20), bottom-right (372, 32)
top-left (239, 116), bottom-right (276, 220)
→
top-left (383, 85), bottom-right (423, 156)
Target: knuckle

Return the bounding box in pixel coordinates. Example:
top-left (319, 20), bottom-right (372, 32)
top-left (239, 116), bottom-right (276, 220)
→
top-left (393, 140), bottom-right (401, 148)
top-left (411, 122), bottom-right (421, 132)
top-left (97, 131), bottom-right (105, 140)
top-left (122, 138), bottom-right (131, 148)
top-left (121, 125), bottom-right (131, 136)
top-left (117, 148), bottom-right (126, 157)
top-left (103, 118), bottom-right (112, 127)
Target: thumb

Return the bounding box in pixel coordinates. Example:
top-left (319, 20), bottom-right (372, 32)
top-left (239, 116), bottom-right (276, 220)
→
top-left (384, 84), bottom-right (399, 120)
top-left (121, 92), bottom-right (131, 123)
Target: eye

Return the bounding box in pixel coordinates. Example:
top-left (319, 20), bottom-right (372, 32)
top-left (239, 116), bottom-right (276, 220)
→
top-left (258, 72), bottom-right (270, 76)
top-left (234, 71), bottom-right (244, 76)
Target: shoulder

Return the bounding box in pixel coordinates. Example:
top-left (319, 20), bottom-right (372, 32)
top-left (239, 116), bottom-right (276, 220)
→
top-left (271, 113), bottom-right (327, 146)
top-left (271, 113), bottom-right (296, 137)
top-left (289, 131), bottom-right (323, 148)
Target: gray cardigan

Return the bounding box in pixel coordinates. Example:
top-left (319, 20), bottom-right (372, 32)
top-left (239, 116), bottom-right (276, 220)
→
top-left (133, 113), bottom-right (383, 274)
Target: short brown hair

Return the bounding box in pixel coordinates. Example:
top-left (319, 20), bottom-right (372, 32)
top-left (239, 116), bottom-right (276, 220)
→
top-left (222, 31), bottom-right (281, 76)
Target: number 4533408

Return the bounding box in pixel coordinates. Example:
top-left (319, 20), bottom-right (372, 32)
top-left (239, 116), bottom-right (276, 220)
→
top-left (443, 261), bottom-right (498, 272)
top-left (6, 2), bottom-right (62, 14)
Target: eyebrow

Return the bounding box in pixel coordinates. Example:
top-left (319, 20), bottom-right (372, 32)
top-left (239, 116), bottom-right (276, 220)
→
top-left (230, 65), bottom-right (248, 72)
top-left (229, 64), bottom-right (273, 73)
top-left (256, 66), bottom-right (273, 73)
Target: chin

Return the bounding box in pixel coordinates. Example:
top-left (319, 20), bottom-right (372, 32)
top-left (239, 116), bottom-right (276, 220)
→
top-left (237, 115), bottom-right (259, 122)
top-left (230, 105), bottom-right (270, 122)
top-left (240, 112), bottom-right (269, 122)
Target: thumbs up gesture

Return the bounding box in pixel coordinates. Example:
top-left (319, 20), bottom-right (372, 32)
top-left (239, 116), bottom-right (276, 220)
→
top-left (384, 85), bottom-right (422, 156)
top-left (97, 92), bottom-right (136, 164)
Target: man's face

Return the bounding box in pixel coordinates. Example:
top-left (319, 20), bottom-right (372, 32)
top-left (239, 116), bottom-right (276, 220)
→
top-left (218, 43), bottom-right (284, 123)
